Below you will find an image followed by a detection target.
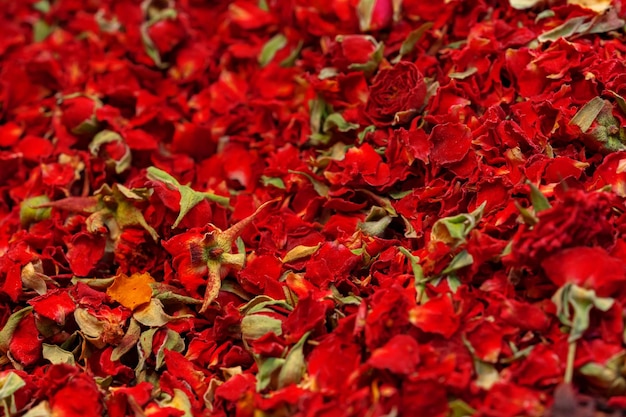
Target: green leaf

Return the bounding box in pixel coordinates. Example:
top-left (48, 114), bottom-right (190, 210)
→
top-left (152, 286), bottom-right (203, 305)
top-left (89, 130), bottom-right (132, 174)
top-left (318, 67), bottom-right (338, 80)
top-left (156, 389), bottom-right (193, 417)
top-left (0, 307), bottom-right (34, 351)
top-left (441, 250), bottom-right (474, 275)
top-left (398, 247), bottom-right (425, 283)
top-left (552, 283), bottom-right (614, 342)
top-left (288, 170), bottom-right (329, 197)
top-left (528, 182), bottom-right (551, 212)
top-left (357, 125), bottom-right (376, 144)
top-left (73, 308), bottom-right (104, 339)
top-left (20, 401), bottom-right (51, 417)
top-left (139, 9), bottom-right (177, 69)
top-left (261, 176), bottom-right (286, 189)
top-left (240, 295), bottom-right (281, 315)
top-left (398, 22), bottom-right (433, 58)
top-left (71, 276), bottom-right (115, 290)
top-left (447, 275), bottom-right (462, 293)
top-left (608, 90), bottom-right (626, 115)
top-left (359, 213), bottom-right (393, 237)
top-left (88, 130), bottom-right (121, 155)
top-left (278, 332), bottom-right (310, 388)
top-left (323, 113), bottom-right (359, 133)
top-left (0, 372), bottom-right (26, 399)
top-left (280, 41), bottom-right (303, 67)
top-left (282, 244), bottom-right (321, 264)
top-left (538, 16), bottom-right (588, 42)
top-left (33, 0), bottom-right (50, 13)
top-left (570, 97), bottom-right (606, 132)
top-left (448, 399), bottom-right (477, 417)
top-left (155, 329), bottom-right (185, 370)
top-left (246, 300), bottom-right (293, 316)
top-left (139, 328), bottom-right (158, 359)
top-left (431, 202), bottom-right (485, 247)
top-left (20, 195), bottom-right (51, 227)
top-left (259, 34), bottom-right (287, 67)
top-left (111, 318), bottom-right (141, 361)
top-left (509, 0), bottom-right (541, 9)
top-left (358, 189), bottom-right (397, 216)
top-left (106, 185), bottom-right (159, 241)
top-left (535, 10), bottom-right (555, 23)
top-left (33, 20), bottom-right (52, 42)
top-left (133, 299), bottom-right (188, 327)
top-left (448, 67), bottom-right (478, 80)
top-left (0, 371), bottom-right (26, 416)
top-left (21, 262), bottom-right (50, 295)
top-left (398, 247), bottom-right (428, 303)
top-left (309, 97), bottom-right (329, 135)
top-left (474, 360), bottom-right (500, 390)
top-left (147, 166), bottom-right (230, 229)
top-left (501, 240), bottom-right (513, 257)
top-left (578, 360), bottom-right (626, 394)
top-left (42, 344), bottom-right (75, 365)
top-left (256, 357), bottom-right (285, 391)
top-left (344, 35), bottom-right (385, 74)
top-left (240, 315), bottom-right (283, 340)
top-left (537, 10), bottom-right (624, 43)
top-left (347, 40), bottom-right (384, 73)
top-left (356, 0), bottom-right (376, 31)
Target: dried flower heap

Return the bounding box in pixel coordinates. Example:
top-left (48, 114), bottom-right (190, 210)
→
top-left (2, 0), bottom-right (626, 415)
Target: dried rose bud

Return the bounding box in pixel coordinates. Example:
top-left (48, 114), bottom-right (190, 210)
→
top-left (59, 96), bottom-right (99, 135)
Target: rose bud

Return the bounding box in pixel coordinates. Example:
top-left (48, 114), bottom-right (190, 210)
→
top-left (59, 95), bottom-right (99, 135)
top-left (147, 17), bottom-right (186, 56)
top-left (357, 0), bottom-right (393, 32)
top-left (365, 61), bottom-right (427, 126)
top-left (332, 35), bottom-right (381, 73)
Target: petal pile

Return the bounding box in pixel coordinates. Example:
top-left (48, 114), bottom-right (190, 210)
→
top-left (2, 0), bottom-right (626, 415)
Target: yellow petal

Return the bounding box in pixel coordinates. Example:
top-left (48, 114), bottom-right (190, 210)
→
top-left (107, 272), bottom-right (155, 310)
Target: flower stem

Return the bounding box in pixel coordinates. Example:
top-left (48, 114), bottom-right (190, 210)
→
top-left (564, 340), bottom-right (577, 384)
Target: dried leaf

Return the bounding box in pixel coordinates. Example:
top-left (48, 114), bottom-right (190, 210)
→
top-left (111, 319), bottom-right (141, 361)
top-left (21, 401), bottom-right (52, 417)
top-left (278, 332), bottom-right (309, 388)
top-left (157, 389), bottom-right (193, 417)
top-left (448, 66), bottom-right (478, 80)
top-left (570, 97), bottom-right (606, 132)
top-left (73, 308), bottom-right (104, 339)
top-left (261, 176), bottom-right (286, 189)
top-left (441, 250), bottom-right (474, 275)
top-left (20, 195), bottom-right (51, 227)
top-left (0, 371), bottom-right (26, 416)
top-left (509, 0), bottom-right (541, 9)
top-left (0, 372), bottom-right (25, 399)
top-left (398, 22), bottom-right (433, 57)
top-left (133, 299), bottom-right (191, 327)
top-left (569, 0), bottom-right (612, 13)
top-left (282, 244), bottom-right (321, 264)
top-left (155, 329), bottom-right (184, 370)
top-left (0, 307), bottom-right (34, 352)
top-left (552, 283), bottom-right (614, 342)
top-left (431, 202), bottom-right (485, 247)
top-left (147, 166), bottom-right (230, 229)
top-left (256, 357), bottom-right (285, 391)
top-left (259, 34), bottom-right (287, 67)
top-left (241, 315), bottom-right (283, 340)
top-left (42, 344), bottom-right (75, 365)
top-left (323, 113), bottom-right (359, 133)
top-left (528, 182), bottom-right (552, 212)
